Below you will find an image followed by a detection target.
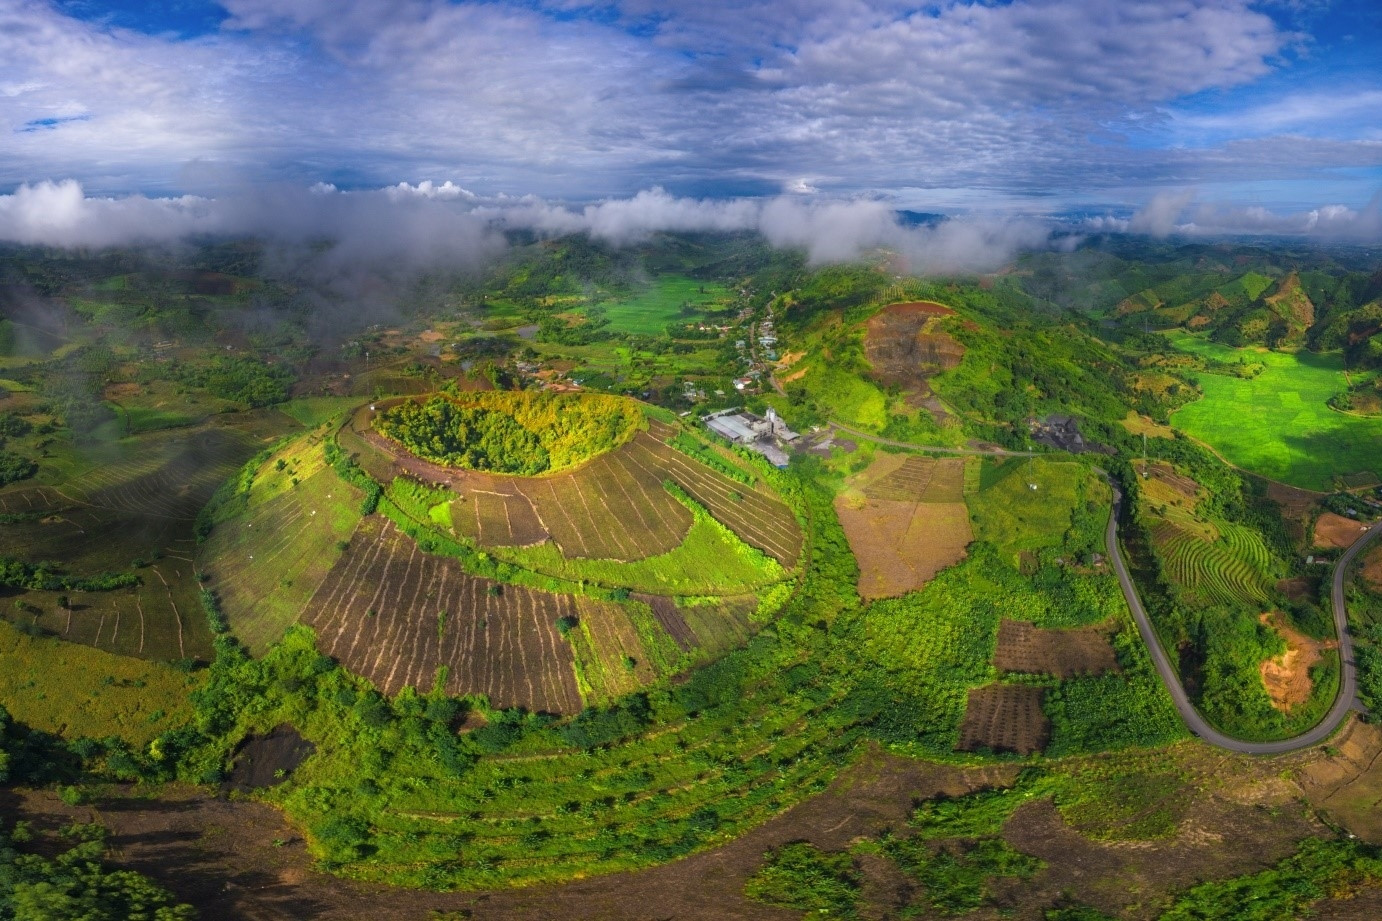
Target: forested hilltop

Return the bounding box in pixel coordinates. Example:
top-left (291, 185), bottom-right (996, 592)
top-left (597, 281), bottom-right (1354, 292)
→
top-left (1, 232), bottom-right (1381, 919)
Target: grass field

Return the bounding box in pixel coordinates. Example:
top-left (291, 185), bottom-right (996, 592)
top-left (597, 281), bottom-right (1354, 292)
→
top-left (0, 618), bottom-right (201, 746)
top-left (970, 458), bottom-right (1093, 561)
top-left (1167, 332), bottom-right (1382, 490)
top-left (596, 276), bottom-right (730, 335)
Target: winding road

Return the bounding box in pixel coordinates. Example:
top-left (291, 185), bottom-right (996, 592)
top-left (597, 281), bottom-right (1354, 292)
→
top-left (1107, 483), bottom-right (1382, 755)
top-left (829, 420), bottom-right (1382, 754)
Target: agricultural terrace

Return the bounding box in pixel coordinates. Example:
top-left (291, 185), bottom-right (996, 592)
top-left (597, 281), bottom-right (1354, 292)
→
top-left (1129, 454), bottom-right (1340, 742)
top-left (835, 453), bottom-right (972, 599)
top-left (357, 405), bottom-right (802, 568)
top-left (1167, 331), bottom-right (1382, 490)
top-left (0, 420), bottom-right (283, 661)
top-left (199, 434), bottom-right (364, 655)
top-left (304, 517), bottom-right (585, 712)
top-left (375, 390), bottom-right (643, 475)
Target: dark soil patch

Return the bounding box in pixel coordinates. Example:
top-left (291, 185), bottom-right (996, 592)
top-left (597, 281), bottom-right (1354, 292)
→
top-left (223, 725), bottom-right (316, 793)
top-left (957, 684), bottom-right (1049, 755)
top-left (993, 619), bottom-right (1119, 678)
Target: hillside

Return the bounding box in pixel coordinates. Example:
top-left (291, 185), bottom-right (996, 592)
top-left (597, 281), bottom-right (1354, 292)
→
top-left (201, 390), bottom-right (803, 711)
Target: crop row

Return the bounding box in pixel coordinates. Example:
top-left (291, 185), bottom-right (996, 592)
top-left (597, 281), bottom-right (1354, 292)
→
top-left (1158, 524), bottom-right (1271, 609)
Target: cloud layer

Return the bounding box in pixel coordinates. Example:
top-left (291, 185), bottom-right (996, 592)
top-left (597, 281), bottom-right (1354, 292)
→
top-left (1, 0), bottom-right (1378, 212)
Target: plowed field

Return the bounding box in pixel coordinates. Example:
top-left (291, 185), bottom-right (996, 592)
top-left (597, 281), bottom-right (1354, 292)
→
top-left (993, 619), bottom-right (1118, 678)
top-left (304, 516), bottom-right (584, 713)
top-left (835, 497), bottom-right (971, 599)
top-left (863, 456), bottom-right (966, 503)
top-left (957, 683), bottom-right (1049, 755)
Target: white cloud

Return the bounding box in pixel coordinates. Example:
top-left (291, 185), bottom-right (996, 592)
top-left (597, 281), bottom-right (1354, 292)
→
top-left (3, 0), bottom-right (1368, 207)
top-left (0, 180), bottom-right (1065, 272)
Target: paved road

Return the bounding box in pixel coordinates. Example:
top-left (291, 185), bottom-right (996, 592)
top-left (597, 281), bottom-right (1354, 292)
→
top-left (1106, 481), bottom-right (1382, 755)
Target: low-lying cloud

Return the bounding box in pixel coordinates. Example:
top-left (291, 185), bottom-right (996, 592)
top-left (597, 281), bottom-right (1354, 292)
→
top-left (0, 180), bottom-right (1060, 274)
top-left (1086, 188), bottom-right (1382, 241)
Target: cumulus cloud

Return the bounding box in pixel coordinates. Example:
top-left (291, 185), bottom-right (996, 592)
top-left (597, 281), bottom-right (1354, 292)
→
top-left (1086, 190), bottom-right (1382, 240)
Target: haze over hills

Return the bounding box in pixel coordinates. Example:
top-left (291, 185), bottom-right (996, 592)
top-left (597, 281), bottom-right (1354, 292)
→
top-left (2, 0), bottom-right (1382, 918)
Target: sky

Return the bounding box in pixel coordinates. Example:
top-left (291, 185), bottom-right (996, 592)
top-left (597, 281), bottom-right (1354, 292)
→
top-left (0, 0), bottom-right (1379, 256)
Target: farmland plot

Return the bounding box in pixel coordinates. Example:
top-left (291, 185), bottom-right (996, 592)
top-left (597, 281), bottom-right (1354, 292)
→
top-left (567, 597), bottom-right (659, 705)
top-left (304, 516), bottom-right (584, 713)
top-left (836, 498), bottom-right (971, 599)
top-left (1155, 521), bottom-right (1274, 609)
top-left (202, 465), bottom-right (362, 654)
top-left (864, 456), bottom-right (966, 503)
top-left (957, 683), bottom-right (1049, 755)
top-left (993, 619), bottom-right (1118, 678)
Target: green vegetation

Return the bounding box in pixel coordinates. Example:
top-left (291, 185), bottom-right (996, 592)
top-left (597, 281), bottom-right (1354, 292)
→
top-left (1168, 332), bottom-right (1382, 490)
top-left (743, 842), bottom-right (861, 918)
top-left (0, 619), bottom-right (200, 747)
top-left (378, 396), bottom-right (550, 474)
top-left (0, 819), bottom-right (196, 920)
top-left (376, 390), bottom-right (642, 474)
top-left (1159, 837), bottom-right (1382, 920)
top-left (596, 275), bottom-right (730, 335)
top-left (0, 451), bottom-right (36, 487)
top-left (882, 835), bottom-right (1042, 915)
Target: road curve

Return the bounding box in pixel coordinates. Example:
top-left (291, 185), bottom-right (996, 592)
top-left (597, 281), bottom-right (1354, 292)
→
top-left (1106, 482), bottom-right (1382, 755)
top-left (825, 422), bottom-right (1380, 754)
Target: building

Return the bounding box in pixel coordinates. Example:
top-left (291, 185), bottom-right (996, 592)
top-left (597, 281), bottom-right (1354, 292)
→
top-left (702, 407), bottom-right (799, 468)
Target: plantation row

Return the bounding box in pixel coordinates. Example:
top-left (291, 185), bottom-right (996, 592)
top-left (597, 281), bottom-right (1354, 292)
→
top-left (305, 516), bottom-right (586, 713)
top-left (203, 464), bottom-right (363, 654)
top-left (865, 456), bottom-right (966, 504)
top-left (1156, 522), bottom-right (1273, 609)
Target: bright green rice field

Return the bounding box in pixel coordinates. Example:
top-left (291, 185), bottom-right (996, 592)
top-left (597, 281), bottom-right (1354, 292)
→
top-left (595, 275), bottom-right (730, 335)
top-left (1168, 332), bottom-right (1382, 491)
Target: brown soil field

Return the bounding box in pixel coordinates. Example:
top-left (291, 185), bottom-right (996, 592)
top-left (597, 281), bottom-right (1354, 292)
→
top-left (863, 302), bottom-right (964, 401)
top-left (4, 742), bottom-right (1368, 921)
top-left (1276, 576), bottom-right (1311, 601)
top-left (1313, 511), bottom-right (1371, 550)
top-left (1143, 460), bottom-right (1201, 505)
top-left (303, 516), bottom-right (584, 713)
top-left (346, 405), bottom-right (802, 566)
top-left (957, 683), bottom-right (1049, 755)
top-left (993, 619), bottom-right (1119, 678)
top-left (863, 455), bottom-right (965, 503)
top-left (1363, 543), bottom-right (1382, 591)
top-left (835, 497), bottom-right (971, 599)
top-left (1299, 718), bottom-right (1382, 844)
top-left (1259, 612), bottom-right (1335, 712)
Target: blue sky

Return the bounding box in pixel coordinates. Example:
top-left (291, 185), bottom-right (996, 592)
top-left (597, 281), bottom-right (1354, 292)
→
top-left (0, 0), bottom-right (1379, 237)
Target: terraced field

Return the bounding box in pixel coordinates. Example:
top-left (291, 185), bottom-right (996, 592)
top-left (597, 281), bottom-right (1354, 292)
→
top-left (202, 465), bottom-right (362, 654)
top-left (346, 403), bottom-right (802, 567)
top-left (0, 422), bottom-right (279, 661)
top-left (863, 455), bottom-right (965, 502)
top-left (1156, 521), bottom-right (1274, 609)
top-left (305, 516), bottom-right (586, 713)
